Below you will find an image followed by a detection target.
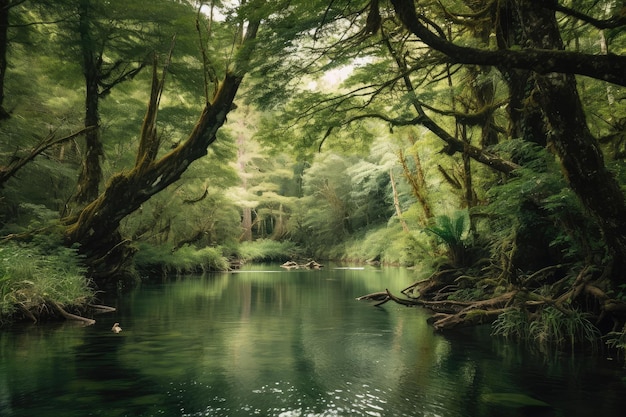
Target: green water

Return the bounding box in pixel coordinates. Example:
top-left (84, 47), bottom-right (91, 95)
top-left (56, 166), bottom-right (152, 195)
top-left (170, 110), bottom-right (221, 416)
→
top-left (1, 264), bottom-right (625, 416)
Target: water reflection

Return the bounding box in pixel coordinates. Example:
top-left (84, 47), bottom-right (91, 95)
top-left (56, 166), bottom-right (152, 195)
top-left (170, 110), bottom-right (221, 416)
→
top-left (1, 264), bottom-right (625, 417)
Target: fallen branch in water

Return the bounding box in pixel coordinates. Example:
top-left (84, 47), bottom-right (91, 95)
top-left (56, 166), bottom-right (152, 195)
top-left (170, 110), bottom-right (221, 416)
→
top-left (425, 291), bottom-right (517, 330)
top-left (88, 304), bottom-right (117, 313)
top-left (47, 299), bottom-right (96, 326)
top-left (357, 262), bottom-right (626, 336)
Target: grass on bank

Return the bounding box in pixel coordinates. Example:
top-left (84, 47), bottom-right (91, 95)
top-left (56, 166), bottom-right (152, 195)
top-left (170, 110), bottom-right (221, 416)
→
top-left (237, 239), bottom-right (301, 262)
top-left (133, 243), bottom-right (230, 275)
top-left (134, 239), bottom-right (302, 275)
top-left (492, 306), bottom-right (601, 352)
top-left (0, 241), bottom-right (93, 323)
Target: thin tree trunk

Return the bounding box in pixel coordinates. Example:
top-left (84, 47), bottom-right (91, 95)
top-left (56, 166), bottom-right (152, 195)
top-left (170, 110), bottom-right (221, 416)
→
top-left (74, 75), bottom-right (102, 204)
top-left (389, 168), bottom-right (409, 232)
top-left (241, 207), bottom-right (253, 241)
top-left (73, 0), bottom-right (103, 204)
top-left (398, 147), bottom-right (432, 224)
top-left (237, 132), bottom-right (253, 241)
top-left (0, 0), bottom-right (9, 119)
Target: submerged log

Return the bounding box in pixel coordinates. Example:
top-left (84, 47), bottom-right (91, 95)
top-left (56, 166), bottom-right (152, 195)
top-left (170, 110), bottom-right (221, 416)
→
top-left (47, 299), bottom-right (96, 326)
top-left (357, 289), bottom-right (422, 307)
top-left (281, 261), bottom-right (299, 269)
top-left (304, 260), bottom-right (323, 269)
top-left (88, 304), bottom-right (117, 313)
top-left (281, 260), bottom-right (324, 270)
top-left (356, 291), bottom-right (389, 302)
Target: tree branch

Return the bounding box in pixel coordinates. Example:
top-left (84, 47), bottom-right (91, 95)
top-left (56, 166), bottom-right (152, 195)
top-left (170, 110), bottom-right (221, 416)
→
top-left (0, 126), bottom-right (96, 187)
top-left (389, 0), bottom-right (626, 86)
top-left (535, 0), bottom-right (626, 29)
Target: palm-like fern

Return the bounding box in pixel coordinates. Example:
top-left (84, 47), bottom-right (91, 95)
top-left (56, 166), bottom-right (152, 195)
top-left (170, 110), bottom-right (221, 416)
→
top-left (426, 210), bottom-right (470, 267)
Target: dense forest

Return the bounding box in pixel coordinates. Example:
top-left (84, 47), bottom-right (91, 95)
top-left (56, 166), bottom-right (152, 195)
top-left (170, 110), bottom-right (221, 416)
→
top-left (0, 0), bottom-right (625, 353)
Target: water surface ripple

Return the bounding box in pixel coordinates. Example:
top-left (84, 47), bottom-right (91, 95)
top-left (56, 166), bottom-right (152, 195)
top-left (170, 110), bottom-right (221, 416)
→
top-left (1, 264), bottom-right (625, 416)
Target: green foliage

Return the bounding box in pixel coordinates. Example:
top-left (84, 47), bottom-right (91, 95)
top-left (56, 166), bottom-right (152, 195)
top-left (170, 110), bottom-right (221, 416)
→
top-left (604, 327), bottom-right (626, 355)
top-left (133, 243), bottom-right (229, 275)
top-left (447, 286), bottom-right (491, 303)
top-left (492, 308), bottom-right (530, 340)
top-left (477, 140), bottom-right (599, 272)
top-left (492, 306), bottom-right (600, 351)
top-left (425, 209), bottom-right (471, 267)
top-left (0, 241), bottom-right (92, 321)
top-left (236, 239), bottom-right (301, 263)
top-left (529, 307), bottom-right (600, 351)
top-left (342, 225), bottom-right (431, 267)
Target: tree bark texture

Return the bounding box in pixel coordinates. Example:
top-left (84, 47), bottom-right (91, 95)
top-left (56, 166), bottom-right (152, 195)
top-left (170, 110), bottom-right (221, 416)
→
top-left (494, 0), bottom-right (563, 147)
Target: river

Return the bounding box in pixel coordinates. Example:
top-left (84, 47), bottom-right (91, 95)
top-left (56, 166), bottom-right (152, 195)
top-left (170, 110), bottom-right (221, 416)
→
top-left (1, 264), bottom-right (625, 416)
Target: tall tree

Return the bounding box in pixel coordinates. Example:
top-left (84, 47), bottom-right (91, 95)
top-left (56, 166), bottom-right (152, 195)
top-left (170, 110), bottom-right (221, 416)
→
top-left (0, 0), bottom-right (11, 120)
top-left (63, 6), bottom-right (261, 282)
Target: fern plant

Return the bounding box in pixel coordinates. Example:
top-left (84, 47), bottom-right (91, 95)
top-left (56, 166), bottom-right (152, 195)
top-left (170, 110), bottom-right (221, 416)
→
top-left (425, 209), bottom-right (471, 267)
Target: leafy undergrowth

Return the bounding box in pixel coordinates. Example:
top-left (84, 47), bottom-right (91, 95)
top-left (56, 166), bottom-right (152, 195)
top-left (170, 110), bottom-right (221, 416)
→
top-left (492, 306), bottom-right (601, 352)
top-left (134, 243), bottom-right (230, 276)
top-left (0, 240), bottom-right (93, 324)
top-left (236, 239), bottom-right (302, 263)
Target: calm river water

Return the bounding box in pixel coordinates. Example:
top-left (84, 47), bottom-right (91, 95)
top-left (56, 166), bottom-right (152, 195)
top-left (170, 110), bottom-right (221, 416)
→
top-left (1, 264), bottom-right (625, 417)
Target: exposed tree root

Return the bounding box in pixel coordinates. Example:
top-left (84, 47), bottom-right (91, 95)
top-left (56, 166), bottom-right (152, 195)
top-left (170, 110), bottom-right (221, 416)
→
top-left (426, 292), bottom-right (516, 330)
top-left (18, 303), bottom-right (38, 323)
top-left (401, 269), bottom-right (462, 299)
top-left (47, 299), bottom-right (96, 326)
top-left (358, 265), bottom-right (626, 334)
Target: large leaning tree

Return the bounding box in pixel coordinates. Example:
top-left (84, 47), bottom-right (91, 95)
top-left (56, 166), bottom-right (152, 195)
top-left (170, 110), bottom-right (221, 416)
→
top-left (62, 3), bottom-right (261, 283)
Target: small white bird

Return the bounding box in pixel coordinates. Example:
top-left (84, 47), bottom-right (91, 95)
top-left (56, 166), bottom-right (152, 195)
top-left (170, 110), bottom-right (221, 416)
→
top-left (111, 323), bottom-right (122, 333)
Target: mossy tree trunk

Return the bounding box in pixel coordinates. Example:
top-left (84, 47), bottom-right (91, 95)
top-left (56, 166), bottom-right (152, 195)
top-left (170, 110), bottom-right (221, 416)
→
top-left (390, 0), bottom-right (626, 286)
top-left (74, 65), bottom-right (103, 204)
top-left (494, 0), bottom-right (626, 281)
top-left (64, 21), bottom-right (259, 284)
